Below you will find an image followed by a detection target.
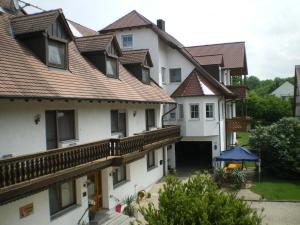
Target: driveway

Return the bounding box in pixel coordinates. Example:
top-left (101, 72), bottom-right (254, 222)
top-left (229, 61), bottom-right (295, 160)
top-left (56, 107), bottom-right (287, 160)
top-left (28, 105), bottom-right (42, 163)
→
top-left (250, 201), bottom-right (300, 225)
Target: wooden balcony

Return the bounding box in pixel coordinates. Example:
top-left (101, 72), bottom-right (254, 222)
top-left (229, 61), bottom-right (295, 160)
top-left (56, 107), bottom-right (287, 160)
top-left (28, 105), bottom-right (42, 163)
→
top-left (226, 85), bottom-right (248, 99)
top-left (0, 126), bottom-right (181, 205)
top-left (226, 117), bottom-right (251, 132)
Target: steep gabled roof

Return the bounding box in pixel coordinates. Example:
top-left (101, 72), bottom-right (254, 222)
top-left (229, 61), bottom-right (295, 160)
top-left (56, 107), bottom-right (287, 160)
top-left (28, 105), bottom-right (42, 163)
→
top-left (0, 12), bottom-right (174, 104)
top-left (75, 34), bottom-right (122, 55)
top-left (67, 19), bottom-right (98, 37)
top-left (194, 54), bottom-right (224, 66)
top-left (10, 9), bottom-right (73, 40)
top-left (101, 10), bottom-right (233, 97)
top-left (171, 69), bottom-right (220, 97)
top-left (185, 42), bottom-right (247, 74)
top-left (120, 49), bottom-right (153, 67)
top-left (102, 10), bottom-right (152, 31)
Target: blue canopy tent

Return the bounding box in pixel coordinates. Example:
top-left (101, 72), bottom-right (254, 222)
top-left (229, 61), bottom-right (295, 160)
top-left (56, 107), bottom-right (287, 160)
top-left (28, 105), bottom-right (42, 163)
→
top-left (216, 146), bottom-right (261, 182)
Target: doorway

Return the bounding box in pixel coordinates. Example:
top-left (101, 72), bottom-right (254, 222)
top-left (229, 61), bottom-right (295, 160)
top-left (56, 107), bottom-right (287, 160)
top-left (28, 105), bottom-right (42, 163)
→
top-left (87, 171), bottom-right (103, 212)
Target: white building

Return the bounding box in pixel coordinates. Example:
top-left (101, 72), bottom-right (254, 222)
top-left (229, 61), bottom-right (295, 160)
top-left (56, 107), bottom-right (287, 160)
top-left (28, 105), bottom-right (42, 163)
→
top-left (0, 5), bottom-right (180, 225)
top-left (101, 10), bottom-right (249, 169)
top-left (270, 81), bottom-right (294, 100)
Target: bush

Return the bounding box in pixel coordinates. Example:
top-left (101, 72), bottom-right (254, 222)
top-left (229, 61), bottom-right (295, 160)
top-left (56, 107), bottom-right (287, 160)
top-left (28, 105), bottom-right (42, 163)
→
top-left (122, 195), bottom-right (135, 217)
top-left (231, 169), bottom-right (246, 189)
top-left (213, 167), bottom-right (226, 188)
top-left (139, 173), bottom-right (262, 225)
top-left (249, 117), bottom-right (300, 179)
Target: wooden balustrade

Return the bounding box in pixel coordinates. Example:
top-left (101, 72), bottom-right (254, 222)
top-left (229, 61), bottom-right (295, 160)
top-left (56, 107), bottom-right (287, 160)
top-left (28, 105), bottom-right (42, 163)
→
top-left (226, 85), bottom-right (248, 99)
top-left (0, 126), bottom-right (180, 189)
top-left (226, 117), bottom-right (251, 132)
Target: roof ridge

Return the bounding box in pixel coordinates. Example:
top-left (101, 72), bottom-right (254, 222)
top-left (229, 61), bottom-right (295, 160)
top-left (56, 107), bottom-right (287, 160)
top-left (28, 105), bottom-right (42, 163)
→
top-left (11, 8), bottom-right (60, 21)
top-left (185, 41), bottom-right (245, 48)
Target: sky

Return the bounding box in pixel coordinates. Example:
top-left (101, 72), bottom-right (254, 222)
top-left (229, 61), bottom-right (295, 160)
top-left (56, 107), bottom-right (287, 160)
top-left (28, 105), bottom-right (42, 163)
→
top-left (23, 0), bottom-right (300, 79)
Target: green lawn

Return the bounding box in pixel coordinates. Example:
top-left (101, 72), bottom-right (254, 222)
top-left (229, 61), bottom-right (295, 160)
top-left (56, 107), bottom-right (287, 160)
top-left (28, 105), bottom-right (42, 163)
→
top-left (236, 131), bottom-right (250, 147)
top-left (251, 177), bottom-right (300, 200)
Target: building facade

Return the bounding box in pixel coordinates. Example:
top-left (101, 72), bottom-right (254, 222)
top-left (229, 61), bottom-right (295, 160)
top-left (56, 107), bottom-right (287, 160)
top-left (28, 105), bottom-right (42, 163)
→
top-left (0, 5), bottom-right (180, 225)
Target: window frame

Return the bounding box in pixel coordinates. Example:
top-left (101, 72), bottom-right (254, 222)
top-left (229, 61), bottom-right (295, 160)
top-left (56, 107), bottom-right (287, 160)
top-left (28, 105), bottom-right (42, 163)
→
top-left (47, 38), bottom-right (67, 70)
top-left (105, 56), bottom-right (118, 79)
top-left (110, 110), bottom-right (127, 136)
top-left (190, 104), bottom-right (200, 120)
top-left (145, 109), bottom-right (156, 131)
top-left (169, 68), bottom-right (182, 83)
top-left (161, 67), bottom-right (167, 84)
top-left (141, 67), bottom-right (150, 84)
top-left (178, 104), bottom-right (184, 120)
top-left (205, 103), bottom-right (215, 120)
top-left (49, 180), bottom-right (76, 217)
top-left (121, 34), bottom-right (133, 49)
top-left (147, 150), bottom-right (156, 170)
top-left (112, 165), bottom-right (127, 187)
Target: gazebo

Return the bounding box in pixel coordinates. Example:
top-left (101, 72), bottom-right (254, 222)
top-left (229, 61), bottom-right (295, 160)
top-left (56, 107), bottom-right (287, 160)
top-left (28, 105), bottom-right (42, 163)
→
top-left (216, 146), bottom-right (261, 181)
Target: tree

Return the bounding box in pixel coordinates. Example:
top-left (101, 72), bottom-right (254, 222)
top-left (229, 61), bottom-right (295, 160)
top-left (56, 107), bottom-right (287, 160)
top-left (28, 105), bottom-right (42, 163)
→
top-left (246, 76), bottom-right (260, 90)
top-left (249, 118), bottom-right (300, 179)
top-left (139, 173), bottom-right (262, 225)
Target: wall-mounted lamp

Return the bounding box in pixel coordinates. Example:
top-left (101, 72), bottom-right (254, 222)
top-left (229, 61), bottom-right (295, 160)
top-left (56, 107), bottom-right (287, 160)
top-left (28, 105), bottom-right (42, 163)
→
top-left (34, 114), bottom-right (41, 125)
top-left (133, 111), bottom-right (137, 117)
top-left (214, 144), bottom-right (218, 150)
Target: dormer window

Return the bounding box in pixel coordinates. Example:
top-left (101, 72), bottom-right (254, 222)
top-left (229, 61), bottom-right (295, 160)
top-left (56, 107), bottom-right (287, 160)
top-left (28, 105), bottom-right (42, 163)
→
top-left (120, 49), bottom-right (153, 85)
top-left (10, 10), bottom-right (73, 71)
top-left (48, 39), bottom-right (66, 69)
top-left (75, 34), bottom-right (122, 79)
top-left (106, 57), bottom-right (118, 78)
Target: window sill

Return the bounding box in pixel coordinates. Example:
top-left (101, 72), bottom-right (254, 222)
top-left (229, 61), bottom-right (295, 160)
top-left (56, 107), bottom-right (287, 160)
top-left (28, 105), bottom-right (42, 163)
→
top-left (50, 204), bottom-right (78, 221)
top-left (205, 118), bottom-right (215, 121)
top-left (189, 118), bottom-right (200, 121)
top-left (147, 165), bottom-right (158, 172)
top-left (113, 179), bottom-right (129, 189)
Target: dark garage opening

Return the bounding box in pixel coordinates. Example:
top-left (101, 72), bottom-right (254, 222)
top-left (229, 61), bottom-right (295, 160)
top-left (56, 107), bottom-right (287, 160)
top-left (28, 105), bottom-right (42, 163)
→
top-left (176, 141), bottom-right (212, 170)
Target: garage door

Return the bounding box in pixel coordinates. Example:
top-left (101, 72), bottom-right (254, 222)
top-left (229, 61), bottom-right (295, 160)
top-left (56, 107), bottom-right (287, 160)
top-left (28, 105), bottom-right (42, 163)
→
top-left (175, 141), bottom-right (212, 169)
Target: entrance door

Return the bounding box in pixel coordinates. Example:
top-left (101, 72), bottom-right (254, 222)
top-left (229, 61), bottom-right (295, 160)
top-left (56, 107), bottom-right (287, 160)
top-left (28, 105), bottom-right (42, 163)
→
top-left (87, 171), bottom-right (102, 212)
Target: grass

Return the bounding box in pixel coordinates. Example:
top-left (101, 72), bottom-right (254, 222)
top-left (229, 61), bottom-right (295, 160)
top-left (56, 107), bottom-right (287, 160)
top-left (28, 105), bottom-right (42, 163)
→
top-left (236, 131), bottom-right (250, 147)
top-left (251, 176), bottom-right (300, 200)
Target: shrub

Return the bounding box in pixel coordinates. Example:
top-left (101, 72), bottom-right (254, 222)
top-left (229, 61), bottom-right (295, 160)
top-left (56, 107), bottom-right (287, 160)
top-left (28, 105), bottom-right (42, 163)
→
top-left (122, 195), bottom-right (135, 217)
top-left (146, 192), bottom-right (151, 198)
top-left (249, 117), bottom-right (300, 179)
top-left (139, 173), bottom-right (262, 225)
top-left (231, 169), bottom-right (246, 189)
top-left (213, 167), bottom-right (226, 188)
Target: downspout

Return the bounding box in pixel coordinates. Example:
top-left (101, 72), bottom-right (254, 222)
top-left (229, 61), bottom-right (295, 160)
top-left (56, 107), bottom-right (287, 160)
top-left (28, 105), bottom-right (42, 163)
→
top-left (161, 103), bottom-right (177, 176)
top-left (218, 97), bottom-right (222, 165)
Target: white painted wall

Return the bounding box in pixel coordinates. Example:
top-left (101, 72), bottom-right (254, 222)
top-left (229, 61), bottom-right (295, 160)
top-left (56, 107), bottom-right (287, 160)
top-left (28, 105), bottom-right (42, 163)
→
top-left (101, 148), bottom-right (164, 209)
top-left (0, 176), bottom-right (88, 225)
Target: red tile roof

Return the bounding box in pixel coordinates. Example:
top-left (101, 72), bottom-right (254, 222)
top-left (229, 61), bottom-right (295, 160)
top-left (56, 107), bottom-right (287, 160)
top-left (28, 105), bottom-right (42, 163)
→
top-left (101, 10), bottom-right (233, 97)
top-left (172, 69), bottom-right (220, 97)
top-left (0, 11), bottom-right (174, 104)
top-left (120, 49), bottom-right (153, 67)
top-left (194, 55), bottom-right (223, 66)
top-left (185, 42), bottom-right (247, 74)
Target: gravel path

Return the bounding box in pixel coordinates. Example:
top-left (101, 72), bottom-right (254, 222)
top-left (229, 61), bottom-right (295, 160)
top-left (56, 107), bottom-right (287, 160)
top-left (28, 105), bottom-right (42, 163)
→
top-left (250, 201), bottom-right (300, 225)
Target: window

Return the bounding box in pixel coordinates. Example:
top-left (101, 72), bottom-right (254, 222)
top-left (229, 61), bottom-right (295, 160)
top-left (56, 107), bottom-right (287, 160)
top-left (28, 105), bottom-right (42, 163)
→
top-left (49, 180), bottom-right (76, 216)
top-left (122, 34), bottom-right (133, 48)
top-left (147, 150), bottom-right (155, 169)
top-left (178, 104), bottom-right (184, 119)
top-left (112, 165), bottom-right (126, 186)
top-left (169, 111), bottom-right (176, 120)
top-left (106, 57), bottom-right (117, 78)
top-left (107, 43), bottom-right (117, 56)
top-left (146, 109), bottom-right (155, 130)
top-left (111, 110), bottom-right (126, 137)
top-left (169, 68), bottom-right (181, 83)
top-left (48, 39), bottom-right (66, 69)
top-left (161, 67), bottom-right (167, 84)
top-left (142, 68), bottom-right (150, 84)
top-left (206, 103), bottom-right (214, 119)
top-left (190, 104), bottom-right (199, 119)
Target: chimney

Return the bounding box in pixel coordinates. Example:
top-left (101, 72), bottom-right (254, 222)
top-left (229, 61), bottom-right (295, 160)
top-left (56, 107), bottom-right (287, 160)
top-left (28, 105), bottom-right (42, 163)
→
top-left (157, 19), bottom-right (165, 31)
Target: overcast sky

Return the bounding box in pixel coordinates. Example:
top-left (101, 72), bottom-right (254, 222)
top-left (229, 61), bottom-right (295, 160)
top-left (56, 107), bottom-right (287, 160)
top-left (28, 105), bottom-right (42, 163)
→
top-left (24, 0), bottom-right (300, 79)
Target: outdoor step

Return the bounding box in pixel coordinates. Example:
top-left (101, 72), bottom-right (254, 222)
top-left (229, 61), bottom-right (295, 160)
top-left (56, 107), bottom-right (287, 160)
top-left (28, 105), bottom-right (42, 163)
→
top-left (89, 210), bottom-right (132, 225)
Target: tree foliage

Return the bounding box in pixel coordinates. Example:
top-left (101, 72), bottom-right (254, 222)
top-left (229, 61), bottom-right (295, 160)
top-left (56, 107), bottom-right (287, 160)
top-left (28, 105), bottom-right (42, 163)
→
top-left (139, 173), bottom-right (262, 225)
top-left (249, 118), bottom-right (300, 179)
top-left (246, 92), bottom-right (292, 126)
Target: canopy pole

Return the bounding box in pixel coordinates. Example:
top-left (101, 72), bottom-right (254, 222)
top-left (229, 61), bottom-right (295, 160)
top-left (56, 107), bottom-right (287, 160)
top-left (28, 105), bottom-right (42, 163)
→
top-left (258, 160), bottom-right (261, 183)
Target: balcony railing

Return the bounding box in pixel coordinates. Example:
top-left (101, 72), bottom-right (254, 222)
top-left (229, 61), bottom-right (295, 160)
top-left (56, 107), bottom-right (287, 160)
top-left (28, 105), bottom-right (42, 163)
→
top-left (0, 126), bottom-right (181, 190)
top-left (226, 85), bottom-right (248, 99)
top-left (226, 117), bottom-right (251, 132)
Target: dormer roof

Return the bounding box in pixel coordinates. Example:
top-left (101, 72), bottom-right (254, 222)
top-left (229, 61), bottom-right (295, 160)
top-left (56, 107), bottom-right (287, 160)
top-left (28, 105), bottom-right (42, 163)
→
top-left (120, 49), bottom-right (153, 67)
top-left (171, 69), bottom-right (220, 97)
top-left (10, 9), bottom-right (73, 40)
top-left (75, 34), bottom-right (122, 56)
